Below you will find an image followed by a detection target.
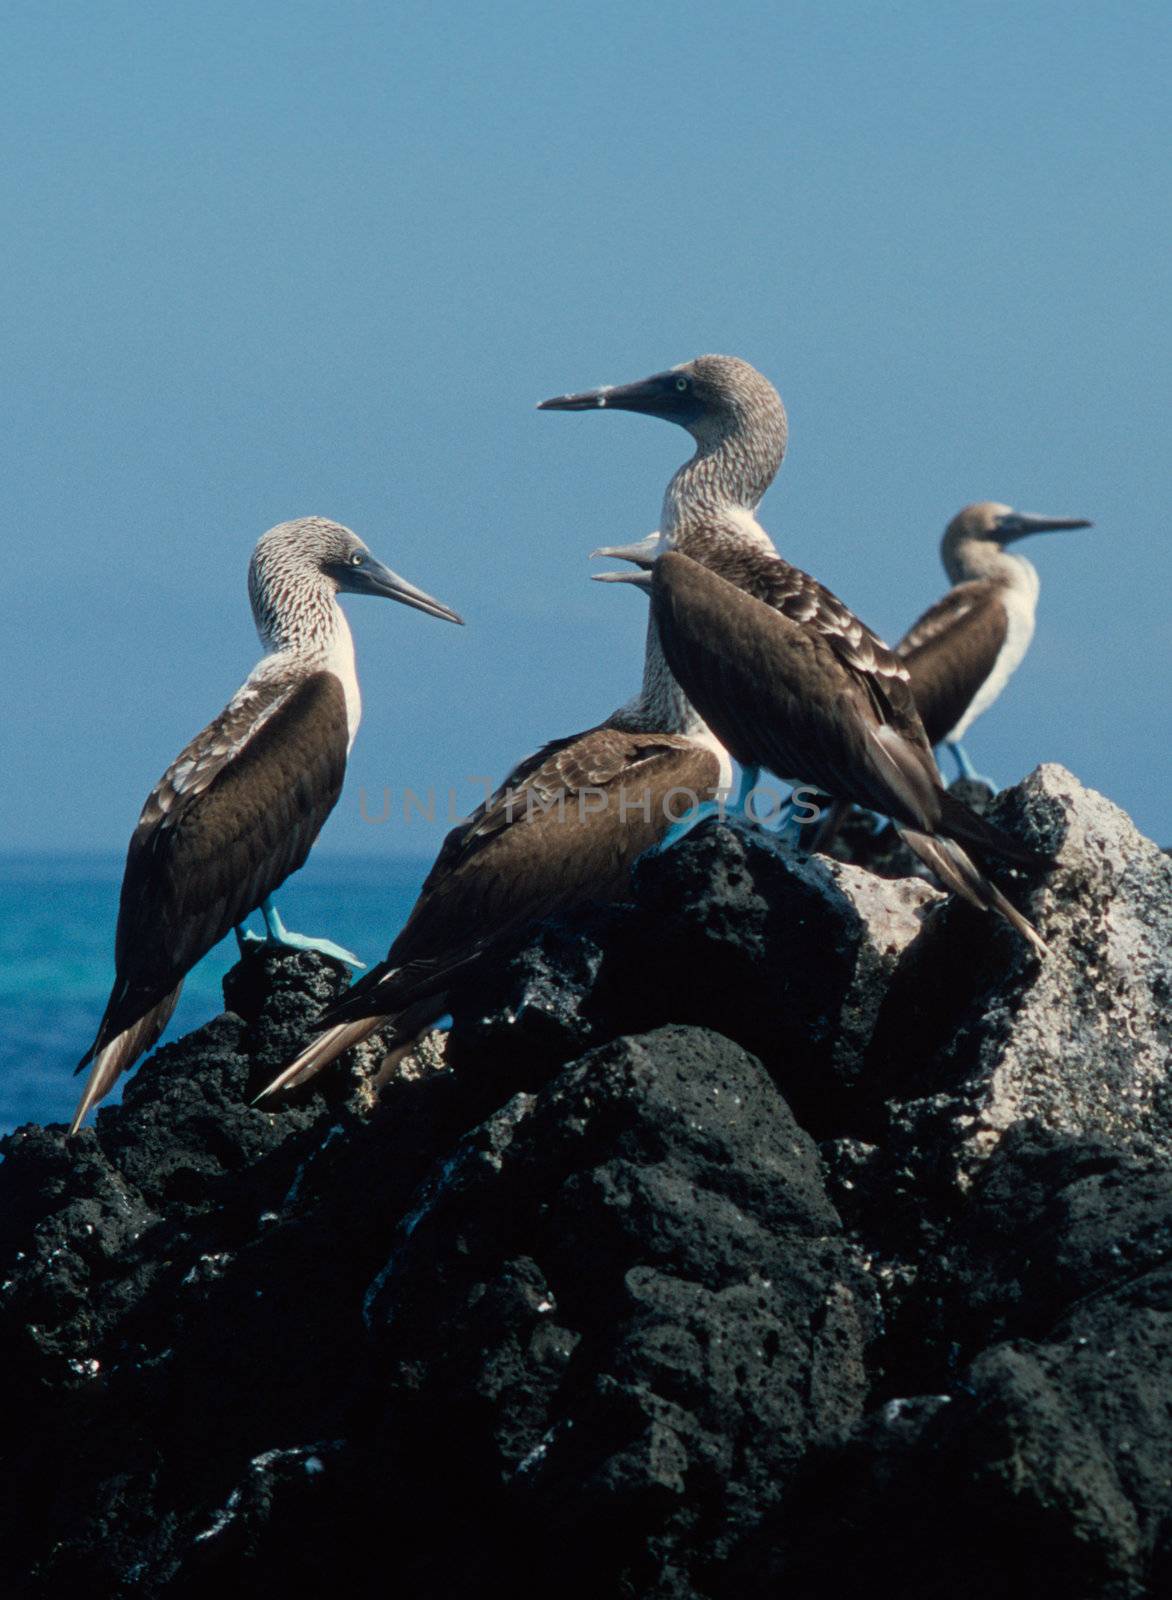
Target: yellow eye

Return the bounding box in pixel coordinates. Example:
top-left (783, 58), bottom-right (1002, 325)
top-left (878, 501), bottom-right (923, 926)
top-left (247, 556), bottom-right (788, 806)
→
top-left (350, 552), bottom-right (364, 566)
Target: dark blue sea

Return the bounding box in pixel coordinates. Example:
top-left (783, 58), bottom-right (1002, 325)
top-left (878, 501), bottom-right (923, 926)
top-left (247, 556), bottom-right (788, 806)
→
top-left (0, 853), bottom-right (432, 1134)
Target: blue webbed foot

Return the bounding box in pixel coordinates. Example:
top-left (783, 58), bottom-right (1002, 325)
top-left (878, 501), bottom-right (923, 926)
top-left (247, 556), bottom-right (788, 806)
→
top-left (760, 783), bottom-right (828, 839)
top-left (724, 765), bottom-right (785, 826)
top-left (650, 800), bottom-right (723, 854)
top-left (237, 897), bottom-right (366, 969)
top-left (646, 764), bottom-right (791, 857)
top-left (769, 799), bottom-right (803, 841)
top-left (766, 799), bottom-right (829, 846)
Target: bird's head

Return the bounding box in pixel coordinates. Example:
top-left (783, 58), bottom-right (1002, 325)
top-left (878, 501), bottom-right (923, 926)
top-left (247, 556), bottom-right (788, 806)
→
top-left (251, 521), bottom-right (461, 627)
top-left (941, 503), bottom-right (1092, 585)
top-left (249, 517), bottom-right (463, 647)
top-left (539, 354), bottom-right (786, 450)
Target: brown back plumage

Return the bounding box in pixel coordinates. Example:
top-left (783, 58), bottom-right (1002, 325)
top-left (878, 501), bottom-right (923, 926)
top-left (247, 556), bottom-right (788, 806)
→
top-left (257, 722), bottom-right (724, 1096)
top-left (650, 549), bottom-right (944, 826)
top-left (897, 581), bottom-right (1010, 746)
top-left (326, 722), bottom-right (720, 1021)
top-left (649, 548), bottom-right (1048, 953)
top-left (77, 672), bottom-right (349, 1092)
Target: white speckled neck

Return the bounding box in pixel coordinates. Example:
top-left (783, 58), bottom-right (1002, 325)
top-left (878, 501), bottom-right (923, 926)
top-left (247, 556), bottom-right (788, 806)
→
top-left (248, 601), bottom-right (362, 750)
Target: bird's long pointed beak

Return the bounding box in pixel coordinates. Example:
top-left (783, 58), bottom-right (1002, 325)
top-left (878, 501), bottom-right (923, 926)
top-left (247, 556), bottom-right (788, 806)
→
top-left (537, 384), bottom-right (615, 411)
top-left (1008, 514), bottom-right (1093, 539)
top-left (591, 569), bottom-right (653, 588)
top-left (589, 532), bottom-right (664, 569)
top-left (537, 371), bottom-right (675, 415)
top-left (346, 557), bottom-right (464, 623)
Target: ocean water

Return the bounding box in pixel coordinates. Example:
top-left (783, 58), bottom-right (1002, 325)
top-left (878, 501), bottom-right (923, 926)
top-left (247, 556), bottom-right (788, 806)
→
top-left (0, 853), bottom-right (433, 1134)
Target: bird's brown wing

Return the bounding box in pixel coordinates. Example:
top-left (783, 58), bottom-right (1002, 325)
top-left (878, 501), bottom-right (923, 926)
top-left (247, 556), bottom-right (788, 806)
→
top-left (896, 581), bottom-right (1009, 746)
top-left (86, 672), bottom-right (349, 1059)
top-left (745, 554), bottom-right (930, 746)
top-left (414, 727), bottom-right (604, 891)
top-left (325, 727), bottom-right (723, 1023)
top-left (651, 551), bottom-right (942, 830)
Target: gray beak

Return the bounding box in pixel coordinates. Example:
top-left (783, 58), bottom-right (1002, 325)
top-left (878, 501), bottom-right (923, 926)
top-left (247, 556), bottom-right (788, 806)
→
top-left (341, 555), bottom-right (464, 624)
top-left (538, 369), bottom-right (683, 417)
top-left (589, 532), bottom-right (665, 569)
top-left (1002, 513), bottom-right (1093, 542)
top-left (537, 384), bottom-right (616, 411)
top-left (591, 568), bottom-right (653, 589)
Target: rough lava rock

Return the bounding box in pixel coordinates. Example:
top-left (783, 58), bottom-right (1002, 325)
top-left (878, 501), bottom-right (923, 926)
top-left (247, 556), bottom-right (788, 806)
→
top-left (0, 766), bottom-right (1169, 1598)
top-left (860, 765), bottom-right (1172, 1235)
top-left (742, 1128), bottom-right (1172, 1600)
top-left (448, 819), bottom-right (941, 1132)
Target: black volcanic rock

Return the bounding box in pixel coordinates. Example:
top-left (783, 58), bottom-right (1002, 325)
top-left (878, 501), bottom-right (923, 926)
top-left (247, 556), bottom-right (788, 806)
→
top-left (447, 818), bottom-right (939, 1132)
top-left (0, 767), bottom-right (1169, 1598)
top-left (360, 1027), bottom-right (874, 1595)
top-left (743, 1128), bottom-right (1172, 1599)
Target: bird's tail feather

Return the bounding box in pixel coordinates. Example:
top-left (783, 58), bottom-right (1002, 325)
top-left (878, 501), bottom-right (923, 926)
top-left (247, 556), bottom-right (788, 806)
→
top-left (69, 984), bottom-right (183, 1137)
top-left (806, 796), bottom-right (852, 855)
top-left (255, 1016), bottom-right (388, 1101)
top-left (934, 790), bottom-right (1052, 871)
top-left (808, 789), bottom-right (1051, 871)
top-left (899, 827), bottom-right (1048, 959)
top-left (256, 991), bottom-right (452, 1102)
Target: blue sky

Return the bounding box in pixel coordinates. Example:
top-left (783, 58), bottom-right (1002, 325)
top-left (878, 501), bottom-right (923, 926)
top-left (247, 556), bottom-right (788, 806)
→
top-left (3, 0), bottom-right (1169, 858)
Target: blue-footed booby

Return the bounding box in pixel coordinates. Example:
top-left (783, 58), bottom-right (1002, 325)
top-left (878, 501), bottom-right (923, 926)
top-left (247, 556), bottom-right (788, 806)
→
top-left (70, 516), bottom-right (462, 1136)
top-left (256, 635), bottom-right (730, 1098)
top-left (804, 500), bottom-right (1091, 854)
top-left (541, 353), bottom-right (788, 814)
top-left (599, 542), bottom-right (1050, 955)
top-left (541, 354), bottom-right (1048, 953)
top-left (898, 501), bottom-right (1092, 780)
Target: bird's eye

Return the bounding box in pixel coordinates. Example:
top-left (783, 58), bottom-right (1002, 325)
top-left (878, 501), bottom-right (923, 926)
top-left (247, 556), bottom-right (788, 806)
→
top-left (675, 377), bottom-right (689, 392)
top-left (349, 552), bottom-right (364, 566)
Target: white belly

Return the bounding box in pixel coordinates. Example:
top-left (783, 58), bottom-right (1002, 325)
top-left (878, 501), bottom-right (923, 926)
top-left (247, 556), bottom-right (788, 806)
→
top-left (324, 619), bottom-right (362, 752)
top-left (948, 566), bottom-right (1038, 741)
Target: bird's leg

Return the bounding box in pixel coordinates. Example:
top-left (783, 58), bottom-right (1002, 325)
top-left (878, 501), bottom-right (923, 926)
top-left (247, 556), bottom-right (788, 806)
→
top-left (719, 763), bottom-right (774, 823)
top-left (770, 799), bottom-right (800, 838)
top-left (651, 798), bottom-right (722, 852)
top-left (734, 765), bottom-right (762, 820)
top-left (649, 763), bottom-right (753, 854)
top-left (649, 762), bottom-right (789, 856)
top-left (764, 784), bottom-right (824, 842)
top-left (943, 741), bottom-right (998, 793)
top-left (768, 795), bottom-right (826, 849)
top-left (238, 895), bottom-right (366, 969)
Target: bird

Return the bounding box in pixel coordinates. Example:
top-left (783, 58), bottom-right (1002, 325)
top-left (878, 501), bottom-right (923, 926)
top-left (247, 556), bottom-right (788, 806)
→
top-left (805, 500), bottom-right (1091, 854)
top-left (897, 501), bottom-right (1092, 784)
top-left (255, 637), bottom-right (730, 1099)
top-left (70, 516), bottom-right (462, 1136)
top-left (597, 542), bottom-right (1050, 956)
top-left (539, 352), bottom-right (1048, 953)
top-left (540, 353), bottom-right (788, 818)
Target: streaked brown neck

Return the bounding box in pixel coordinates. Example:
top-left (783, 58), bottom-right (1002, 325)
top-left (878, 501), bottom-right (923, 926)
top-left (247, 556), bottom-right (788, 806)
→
top-left (607, 613), bottom-right (711, 737)
top-left (662, 401), bottom-right (788, 533)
